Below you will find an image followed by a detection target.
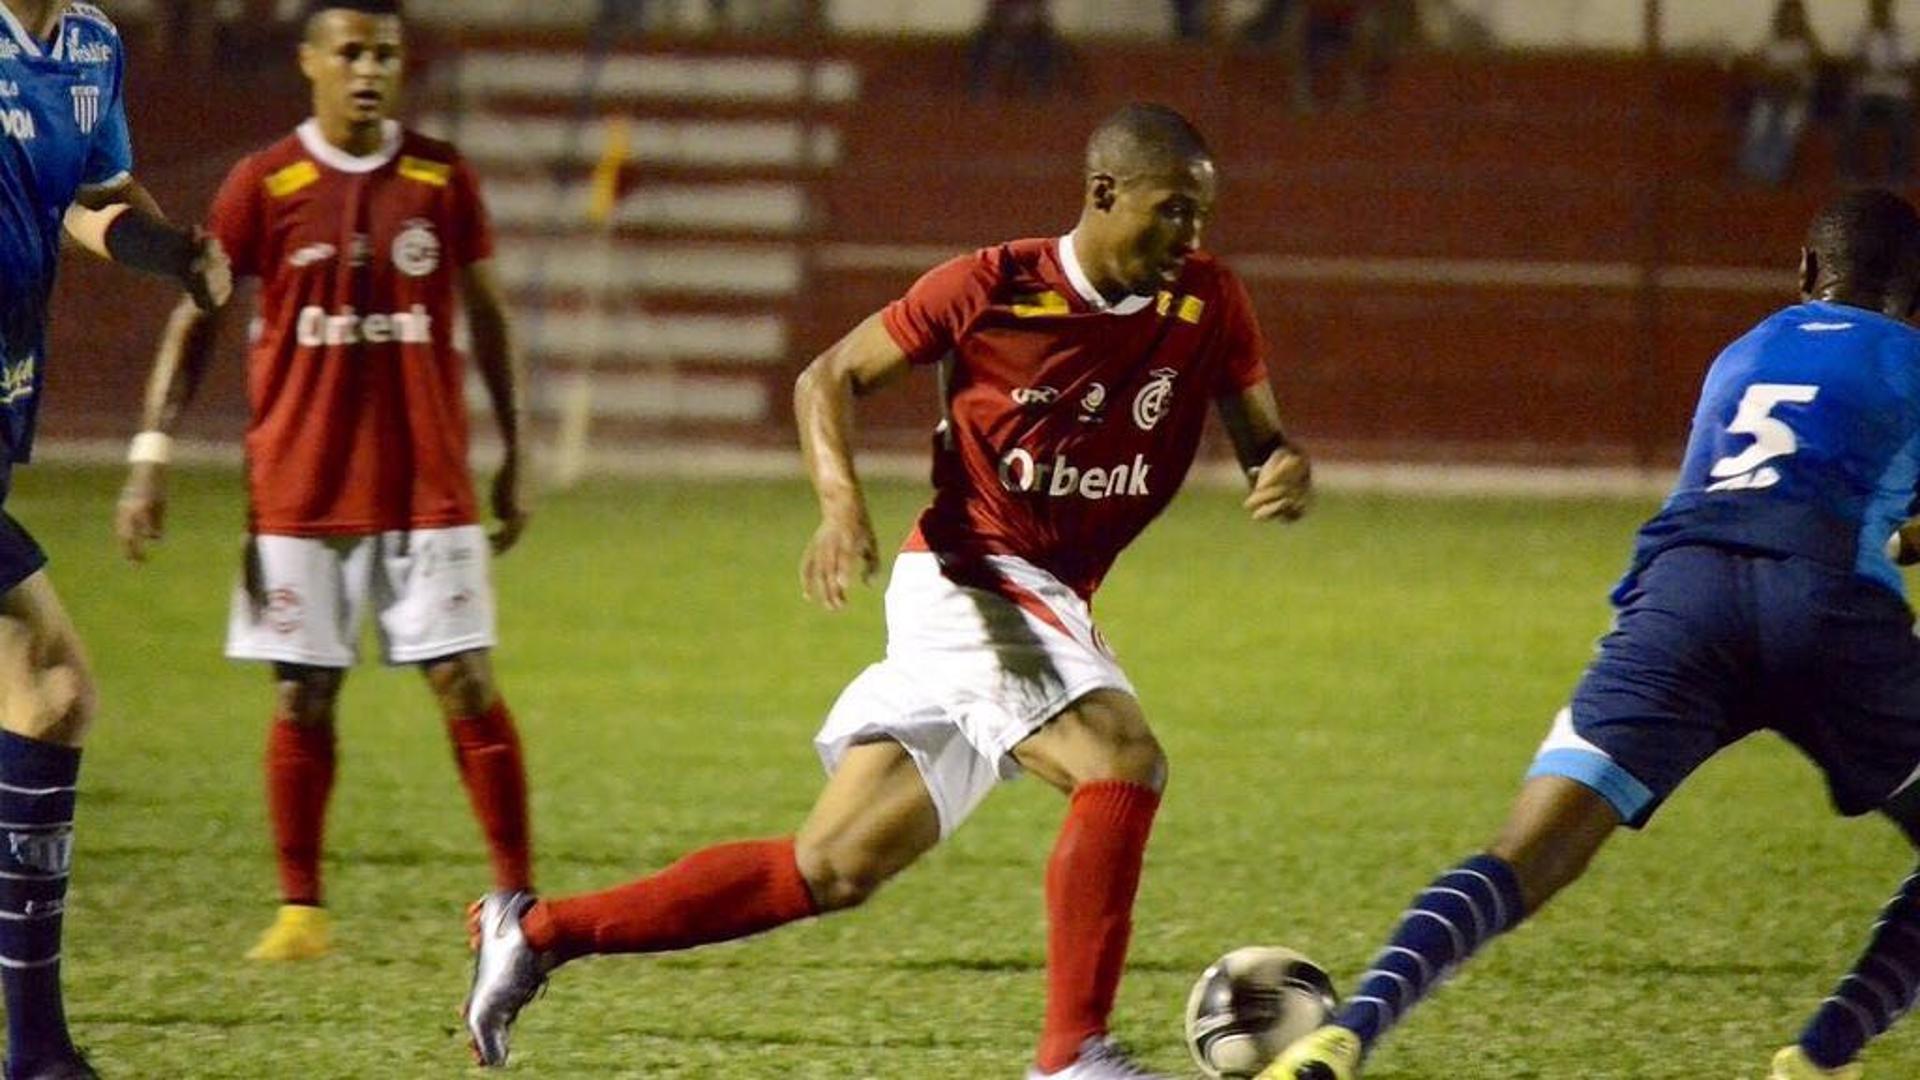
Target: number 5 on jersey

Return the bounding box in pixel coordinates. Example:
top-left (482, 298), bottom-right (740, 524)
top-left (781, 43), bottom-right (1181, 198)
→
top-left (1707, 383), bottom-right (1820, 492)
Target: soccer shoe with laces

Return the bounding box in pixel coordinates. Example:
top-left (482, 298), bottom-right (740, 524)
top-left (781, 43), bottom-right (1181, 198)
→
top-left (243, 904), bottom-right (330, 961)
top-left (1770, 1046), bottom-right (1864, 1080)
top-left (1024, 1036), bottom-right (1169, 1079)
top-left (1259, 1025), bottom-right (1362, 1080)
top-left (463, 890), bottom-right (551, 1067)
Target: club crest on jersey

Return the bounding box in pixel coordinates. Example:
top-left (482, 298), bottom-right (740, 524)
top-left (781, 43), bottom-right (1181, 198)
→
top-left (1011, 386), bottom-right (1059, 407)
top-left (69, 85), bottom-right (99, 134)
top-left (392, 219), bottom-right (440, 278)
top-left (1132, 368), bottom-right (1177, 431)
top-left (1077, 382), bottom-right (1107, 422)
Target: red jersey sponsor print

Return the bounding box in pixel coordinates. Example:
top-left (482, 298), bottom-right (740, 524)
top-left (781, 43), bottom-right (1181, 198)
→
top-left (882, 234), bottom-right (1269, 600)
top-left (208, 120), bottom-right (495, 535)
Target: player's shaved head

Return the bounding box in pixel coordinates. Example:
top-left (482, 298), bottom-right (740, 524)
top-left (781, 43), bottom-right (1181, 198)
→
top-left (1801, 190), bottom-right (1920, 315)
top-left (1085, 103), bottom-right (1211, 185)
top-left (304, 0), bottom-right (401, 37)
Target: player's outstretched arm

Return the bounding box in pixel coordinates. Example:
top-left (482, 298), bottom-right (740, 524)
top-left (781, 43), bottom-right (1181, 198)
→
top-left (460, 261), bottom-right (531, 556)
top-left (62, 190), bottom-right (231, 313)
top-left (116, 296), bottom-right (228, 563)
top-left (793, 312), bottom-right (912, 611)
top-left (1218, 381), bottom-right (1311, 523)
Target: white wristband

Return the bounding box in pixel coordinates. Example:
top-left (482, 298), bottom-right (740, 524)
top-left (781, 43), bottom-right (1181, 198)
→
top-left (127, 431), bottom-right (172, 466)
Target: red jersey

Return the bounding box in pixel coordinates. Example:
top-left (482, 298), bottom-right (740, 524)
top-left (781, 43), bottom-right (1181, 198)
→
top-left (883, 234), bottom-right (1269, 600)
top-left (207, 120), bottom-right (494, 535)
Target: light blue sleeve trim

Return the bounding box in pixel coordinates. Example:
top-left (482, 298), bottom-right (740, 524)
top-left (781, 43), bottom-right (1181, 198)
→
top-left (1526, 748), bottom-right (1656, 825)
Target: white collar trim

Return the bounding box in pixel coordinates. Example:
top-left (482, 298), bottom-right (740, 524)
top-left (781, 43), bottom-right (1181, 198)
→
top-left (297, 119), bottom-right (403, 174)
top-left (0, 3), bottom-right (54, 58)
top-left (1058, 231), bottom-right (1154, 317)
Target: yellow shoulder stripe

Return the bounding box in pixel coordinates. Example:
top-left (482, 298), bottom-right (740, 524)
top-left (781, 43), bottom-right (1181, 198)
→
top-left (398, 156), bottom-right (452, 187)
top-left (1010, 291), bottom-right (1069, 318)
top-left (1176, 295), bottom-right (1205, 325)
top-left (263, 160), bottom-right (320, 198)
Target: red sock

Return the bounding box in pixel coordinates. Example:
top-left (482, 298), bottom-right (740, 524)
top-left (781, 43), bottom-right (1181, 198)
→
top-left (265, 717), bottom-right (336, 906)
top-left (447, 701), bottom-right (533, 891)
top-left (1036, 780), bottom-right (1162, 1073)
top-left (522, 838), bottom-right (817, 961)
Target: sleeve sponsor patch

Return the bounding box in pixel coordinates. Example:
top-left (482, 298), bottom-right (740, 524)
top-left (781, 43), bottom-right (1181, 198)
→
top-left (264, 160), bottom-right (320, 198)
top-left (399, 156), bottom-right (452, 187)
top-left (1155, 292), bottom-right (1206, 324)
top-left (1010, 291), bottom-right (1070, 317)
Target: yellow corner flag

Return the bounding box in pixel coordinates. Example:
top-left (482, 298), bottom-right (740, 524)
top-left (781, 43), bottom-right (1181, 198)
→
top-left (588, 116), bottom-right (631, 227)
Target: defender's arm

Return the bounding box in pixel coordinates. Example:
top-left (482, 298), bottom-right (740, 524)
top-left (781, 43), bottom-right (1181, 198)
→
top-left (794, 312), bottom-right (914, 610)
top-left (1217, 380), bottom-right (1311, 523)
top-left (116, 296), bottom-right (229, 562)
top-left (460, 259), bottom-right (530, 555)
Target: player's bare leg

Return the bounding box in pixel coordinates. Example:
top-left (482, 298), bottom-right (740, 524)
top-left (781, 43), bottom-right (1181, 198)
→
top-left (0, 576), bottom-right (99, 1079)
top-left (464, 739), bottom-right (940, 1066)
top-left (1266, 776), bottom-right (1620, 1080)
top-left (246, 665), bottom-right (343, 962)
top-left (1011, 688), bottom-right (1169, 1079)
top-left (1770, 796), bottom-right (1920, 1079)
top-left (421, 650), bottom-right (531, 893)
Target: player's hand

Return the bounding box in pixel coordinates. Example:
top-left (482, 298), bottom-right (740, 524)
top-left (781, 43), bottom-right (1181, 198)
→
top-left (182, 229), bottom-right (232, 313)
top-left (801, 508), bottom-right (878, 612)
top-left (1244, 445), bottom-right (1312, 523)
top-left (115, 462), bottom-right (168, 563)
top-left (489, 452), bottom-right (530, 556)
top-left (0, 619), bottom-right (78, 735)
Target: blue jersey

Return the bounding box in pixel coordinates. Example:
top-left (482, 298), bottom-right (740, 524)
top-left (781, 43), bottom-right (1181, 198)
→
top-left (1622, 300), bottom-right (1920, 601)
top-left (0, 2), bottom-right (131, 473)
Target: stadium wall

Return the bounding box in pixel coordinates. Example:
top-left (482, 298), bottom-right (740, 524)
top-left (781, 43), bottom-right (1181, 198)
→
top-left (44, 33), bottom-right (1831, 468)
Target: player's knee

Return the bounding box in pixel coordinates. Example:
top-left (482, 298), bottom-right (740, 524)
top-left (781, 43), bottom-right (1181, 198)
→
top-left (793, 837), bottom-right (894, 913)
top-left (275, 668), bottom-right (343, 727)
top-left (423, 652), bottom-right (496, 718)
top-left (1075, 728), bottom-right (1168, 791)
top-left (27, 665), bottom-right (96, 747)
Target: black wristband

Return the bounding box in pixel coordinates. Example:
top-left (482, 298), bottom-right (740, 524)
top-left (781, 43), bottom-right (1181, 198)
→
top-left (102, 209), bottom-right (195, 280)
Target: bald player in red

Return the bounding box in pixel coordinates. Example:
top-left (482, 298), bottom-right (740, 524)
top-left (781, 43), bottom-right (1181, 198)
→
top-left (114, 0), bottom-right (533, 962)
top-left (464, 102), bottom-right (1312, 1078)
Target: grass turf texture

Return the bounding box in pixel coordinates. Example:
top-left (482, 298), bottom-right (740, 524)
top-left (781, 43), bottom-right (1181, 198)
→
top-left (15, 464), bottom-right (1916, 1078)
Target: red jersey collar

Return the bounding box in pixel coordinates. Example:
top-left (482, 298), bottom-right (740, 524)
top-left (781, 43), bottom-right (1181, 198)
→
top-left (296, 119), bottom-right (404, 174)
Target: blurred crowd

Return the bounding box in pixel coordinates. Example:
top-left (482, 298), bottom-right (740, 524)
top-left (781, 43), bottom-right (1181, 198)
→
top-left (1737, 0), bottom-right (1916, 187)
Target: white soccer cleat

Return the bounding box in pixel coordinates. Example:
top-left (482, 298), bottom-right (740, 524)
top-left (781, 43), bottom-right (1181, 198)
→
top-left (1770, 1046), bottom-right (1863, 1080)
top-left (462, 890), bottom-right (551, 1067)
top-left (1025, 1036), bottom-right (1171, 1079)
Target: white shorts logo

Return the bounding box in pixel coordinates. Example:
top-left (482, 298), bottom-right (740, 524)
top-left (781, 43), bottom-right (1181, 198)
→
top-left (392, 219), bottom-right (440, 278)
top-left (1131, 368), bottom-right (1177, 431)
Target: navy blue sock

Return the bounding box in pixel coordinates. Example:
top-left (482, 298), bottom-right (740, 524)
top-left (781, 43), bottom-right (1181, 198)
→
top-left (1332, 853), bottom-right (1526, 1050)
top-left (0, 732), bottom-right (79, 1073)
top-left (1799, 865), bottom-right (1920, 1070)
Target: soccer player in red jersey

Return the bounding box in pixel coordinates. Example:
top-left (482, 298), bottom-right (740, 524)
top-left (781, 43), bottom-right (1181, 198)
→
top-left (114, 0), bottom-right (534, 962)
top-left (464, 102), bottom-right (1311, 1077)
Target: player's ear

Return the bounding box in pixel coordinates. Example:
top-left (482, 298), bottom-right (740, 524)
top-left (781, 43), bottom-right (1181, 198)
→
top-left (1797, 248), bottom-right (1817, 299)
top-left (1089, 173), bottom-right (1118, 213)
top-left (297, 39), bottom-right (320, 82)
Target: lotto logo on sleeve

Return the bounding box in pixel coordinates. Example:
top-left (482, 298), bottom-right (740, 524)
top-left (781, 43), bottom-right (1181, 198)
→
top-left (999, 449), bottom-right (1152, 500)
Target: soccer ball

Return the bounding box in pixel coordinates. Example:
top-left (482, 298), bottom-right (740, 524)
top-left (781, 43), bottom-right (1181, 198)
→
top-left (1184, 946), bottom-right (1338, 1079)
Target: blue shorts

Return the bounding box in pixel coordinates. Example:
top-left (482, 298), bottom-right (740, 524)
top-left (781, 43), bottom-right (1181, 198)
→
top-left (0, 511), bottom-right (45, 597)
top-left (1528, 545), bottom-right (1920, 827)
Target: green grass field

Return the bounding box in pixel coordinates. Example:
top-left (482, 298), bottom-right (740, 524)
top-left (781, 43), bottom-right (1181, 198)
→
top-left (16, 464), bottom-right (1919, 1078)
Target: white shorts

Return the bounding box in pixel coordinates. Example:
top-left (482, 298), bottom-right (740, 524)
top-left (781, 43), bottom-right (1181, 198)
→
top-left (225, 526), bottom-right (497, 668)
top-left (814, 551), bottom-right (1135, 837)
